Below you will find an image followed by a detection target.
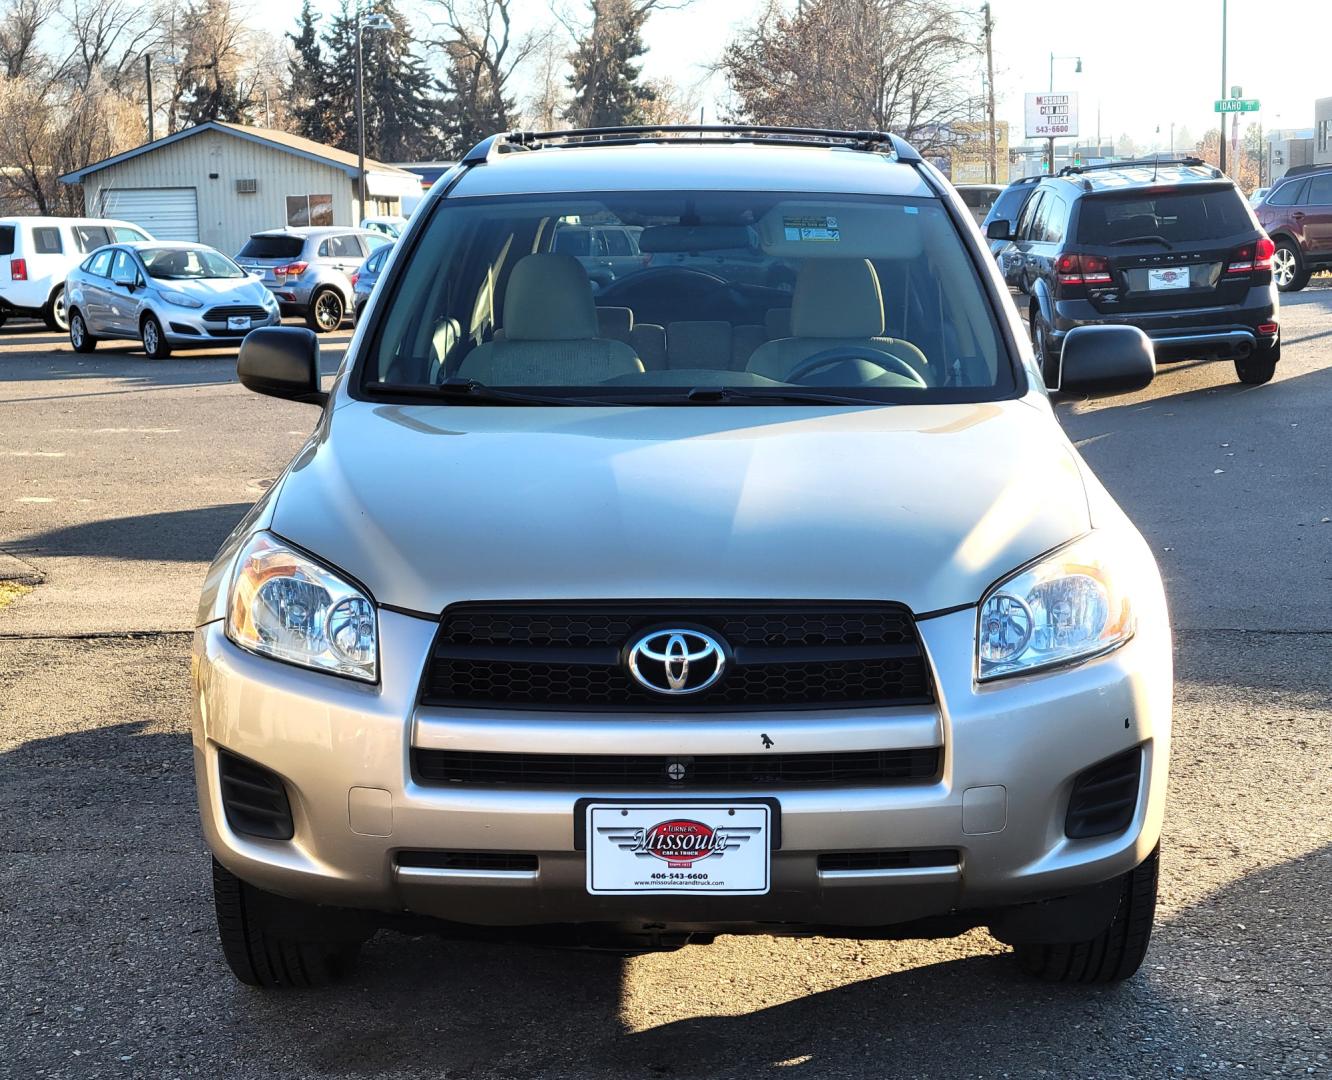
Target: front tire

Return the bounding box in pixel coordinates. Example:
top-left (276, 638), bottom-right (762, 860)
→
top-left (1235, 342), bottom-right (1279, 385)
top-left (1031, 312), bottom-right (1058, 389)
top-left (1271, 241), bottom-right (1309, 293)
top-left (211, 859), bottom-right (364, 988)
top-left (140, 314), bottom-right (171, 359)
top-left (43, 285), bottom-right (69, 332)
top-left (306, 288), bottom-right (344, 333)
top-left (69, 310), bottom-right (97, 353)
top-left (1015, 845), bottom-right (1159, 984)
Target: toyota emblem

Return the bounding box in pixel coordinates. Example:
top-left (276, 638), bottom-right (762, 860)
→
top-left (626, 628), bottom-right (727, 695)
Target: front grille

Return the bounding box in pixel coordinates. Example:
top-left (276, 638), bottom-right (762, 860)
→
top-left (818, 849), bottom-right (959, 872)
top-left (217, 750), bottom-right (293, 840)
top-left (397, 850), bottom-right (538, 872)
top-left (420, 602), bottom-right (933, 711)
top-left (203, 304), bottom-right (269, 321)
top-left (413, 747), bottom-right (940, 788)
top-left (1065, 747), bottom-right (1142, 839)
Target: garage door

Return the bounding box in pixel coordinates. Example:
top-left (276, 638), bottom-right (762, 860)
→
top-left (100, 187), bottom-right (199, 242)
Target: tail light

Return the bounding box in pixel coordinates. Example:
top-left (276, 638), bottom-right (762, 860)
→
top-left (349, 272), bottom-right (360, 288)
top-left (1227, 238), bottom-right (1273, 276)
top-left (1055, 253), bottom-right (1111, 295)
top-left (10, 258), bottom-right (27, 281)
top-left (273, 261), bottom-right (308, 277)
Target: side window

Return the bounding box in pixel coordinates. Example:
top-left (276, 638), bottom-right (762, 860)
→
top-left (1029, 195), bottom-right (1053, 243)
top-left (331, 235), bottom-right (362, 258)
top-left (603, 229), bottom-right (632, 256)
top-left (1307, 174), bottom-right (1332, 206)
top-left (74, 226), bottom-right (112, 252)
top-left (363, 233), bottom-right (391, 252)
top-left (1268, 179), bottom-right (1307, 207)
top-left (32, 227), bottom-right (63, 254)
top-left (88, 250), bottom-right (114, 277)
top-left (113, 226), bottom-right (149, 242)
top-left (591, 230), bottom-right (610, 257)
top-left (1016, 191), bottom-right (1044, 241)
top-left (1042, 194), bottom-right (1067, 244)
top-left (317, 239), bottom-right (331, 258)
top-left (110, 249), bottom-right (136, 283)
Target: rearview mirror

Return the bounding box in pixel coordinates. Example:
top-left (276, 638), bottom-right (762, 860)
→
top-left (237, 327), bottom-right (327, 405)
top-left (1056, 325), bottom-right (1155, 396)
top-left (985, 219), bottom-right (1013, 241)
top-left (113, 271), bottom-right (137, 288)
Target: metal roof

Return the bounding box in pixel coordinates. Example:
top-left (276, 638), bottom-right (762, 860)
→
top-left (60, 122), bottom-right (418, 184)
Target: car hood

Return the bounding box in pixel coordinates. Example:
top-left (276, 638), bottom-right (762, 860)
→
top-left (270, 400), bottom-right (1090, 616)
top-left (153, 277), bottom-right (271, 303)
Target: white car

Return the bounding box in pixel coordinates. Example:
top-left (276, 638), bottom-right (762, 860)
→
top-left (360, 215), bottom-right (408, 239)
top-left (0, 216), bottom-right (153, 331)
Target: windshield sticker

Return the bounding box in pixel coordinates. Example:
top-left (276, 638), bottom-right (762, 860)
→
top-left (783, 215), bottom-right (840, 242)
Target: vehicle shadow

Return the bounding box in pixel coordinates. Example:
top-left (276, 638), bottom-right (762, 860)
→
top-left (5, 503), bottom-right (253, 562)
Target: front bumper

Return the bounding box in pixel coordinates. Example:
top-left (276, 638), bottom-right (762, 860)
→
top-left (1052, 284), bottom-right (1278, 361)
top-left (192, 603), bottom-right (1172, 932)
top-left (163, 308), bottom-right (280, 345)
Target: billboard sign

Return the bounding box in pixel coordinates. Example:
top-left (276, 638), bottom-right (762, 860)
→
top-left (1025, 92), bottom-right (1079, 139)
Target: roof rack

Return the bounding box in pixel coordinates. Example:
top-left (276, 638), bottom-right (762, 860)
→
top-left (460, 125), bottom-right (923, 166)
top-left (1059, 155), bottom-right (1210, 176)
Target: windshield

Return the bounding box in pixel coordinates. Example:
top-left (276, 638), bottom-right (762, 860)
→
top-left (359, 189), bottom-right (1014, 405)
top-left (142, 247), bottom-right (244, 280)
top-left (238, 235), bottom-right (304, 260)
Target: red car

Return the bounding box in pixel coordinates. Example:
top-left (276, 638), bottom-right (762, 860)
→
top-left (1253, 164), bottom-right (1332, 292)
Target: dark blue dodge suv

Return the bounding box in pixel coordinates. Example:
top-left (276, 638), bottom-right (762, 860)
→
top-left (988, 158), bottom-right (1279, 386)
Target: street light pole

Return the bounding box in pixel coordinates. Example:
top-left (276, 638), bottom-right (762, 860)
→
top-left (1219, 0), bottom-right (1228, 173)
top-left (355, 12), bottom-right (392, 221)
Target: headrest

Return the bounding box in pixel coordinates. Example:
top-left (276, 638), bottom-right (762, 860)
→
top-left (789, 259), bottom-right (885, 338)
top-left (596, 306), bottom-right (633, 343)
top-left (502, 254), bottom-right (599, 341)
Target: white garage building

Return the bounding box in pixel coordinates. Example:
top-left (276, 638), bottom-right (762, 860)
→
top-left (60, 122), bottom-right (421, 256)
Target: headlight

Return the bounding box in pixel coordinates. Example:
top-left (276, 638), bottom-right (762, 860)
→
top-left (160, 290), bottom-right (202, 308)
top-left (225, 532), bottom-right (378, 682)
top-left (977, 532), bottom-right (1136, 681)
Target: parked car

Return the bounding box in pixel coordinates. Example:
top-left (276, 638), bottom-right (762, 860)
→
top-left (987, 157), bottom-right (1279, 385)
top-left (66, 242), bottom-right (280, 358)
top-left (1252, 163), bottom-right (1332, 293)
top-left (551, 222), bottom-right (647, 286)
top-left (954, 183), bottom-right (1005, 226)
top-left (361, 215), bottom-right (408, 239)
top-left (351, 241), bottom-right (393, 322)
top-left (201, 125), bottom-right (1171, 991)
top-left (981, 175), bottom-right (1040, 260)
top-left (1248, 187), bottom-right (1269, 207)
top-left (234, 227), bottom-right (390, 333)
top-left (0, 216), bottom-right (152, 331)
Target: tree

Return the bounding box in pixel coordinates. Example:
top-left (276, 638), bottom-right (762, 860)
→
top-left (563, 0), bottom-right (670, 128)
top-left (719, 0), bottom-right (981, 153)
top-left (288, 0), bottom-right (338, 142)
top-left (1115, 132), bottom-right (1137, 158)
top-left (174, 0), bottom-right (256, 125)
top-left (316, 1), bottom-right (446, 160)
top-left (429, 0), bottom-right (544, 157)
top-left (0, 0), bottom-right (55, 78)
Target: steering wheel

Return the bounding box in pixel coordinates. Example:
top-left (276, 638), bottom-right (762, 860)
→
top-left (783, 345), bottom-right (928, 387)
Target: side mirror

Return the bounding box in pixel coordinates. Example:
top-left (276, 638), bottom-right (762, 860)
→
top-left (113, 272), bottom-right (137, 288)
top-left (986, 219), bottom-right (1013, 241)
top-left (1056, 325), bottom-right (1155, 396)
top-left (237, 326), bottom-right (327, 405)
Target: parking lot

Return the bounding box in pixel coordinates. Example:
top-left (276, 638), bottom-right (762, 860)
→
top-left (1, 287), bottom-right (1329, 1079)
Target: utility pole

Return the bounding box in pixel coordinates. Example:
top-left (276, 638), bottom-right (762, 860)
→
top-left (983, 3), bottom-right (996, 183)
top-left (1219, 0), bottom-right (1228, 173)
top-left (145, 54), bottom-right (154, 142)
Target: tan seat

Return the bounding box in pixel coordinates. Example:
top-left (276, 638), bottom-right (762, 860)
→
top-left (458, 254), bottom-right (643, 385)
top-left (745, 260), bottom-right (928, 382)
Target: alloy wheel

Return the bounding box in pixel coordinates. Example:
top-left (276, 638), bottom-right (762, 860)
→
top-left (70, 315), bottom-right (84, 348)
top-left (1272, 247), bottom-right (1296, 288)
top-left (315, 291), bottom-right (342, 331)
top-left (143, 320), bottom-right (159, 354)
top-left (52, 287), bottom-right (69, 331)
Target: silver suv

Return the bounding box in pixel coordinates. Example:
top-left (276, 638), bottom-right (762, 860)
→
top-left (235, 226), bottom-right (390, 333)
top-left (198, 126), bottom-right (1172, 989)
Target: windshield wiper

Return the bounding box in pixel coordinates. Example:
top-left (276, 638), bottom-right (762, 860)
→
top-left (1109, 235), bottom-right (1174, 248)
top-left (370, 379), bottom-right (630, 406)
top-left (684, 386), bottom-right (888, 406)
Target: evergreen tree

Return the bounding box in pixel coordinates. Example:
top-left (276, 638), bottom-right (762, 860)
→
top-left (289, 0), bottom-right (340, 143)
top-left (564, 0), bottom-right (657, 128)
top-left (322, 0), bottom-right (445, 160)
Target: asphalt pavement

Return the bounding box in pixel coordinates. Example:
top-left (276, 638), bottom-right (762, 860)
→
top-left (1, 294), bottom-right (1329, 1079)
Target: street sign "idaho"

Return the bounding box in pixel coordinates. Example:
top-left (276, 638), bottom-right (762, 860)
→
top-left (1215, 99), bottom-right (1259, 113)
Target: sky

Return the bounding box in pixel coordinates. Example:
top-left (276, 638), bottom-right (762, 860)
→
top-left (308, 0), bottom-right (1332, 147)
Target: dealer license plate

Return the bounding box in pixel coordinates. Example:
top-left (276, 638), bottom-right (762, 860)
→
top-left (227, 315), bottom-right (251, 331)
top-left (1147, 267), bottom-right (1190, 290)
top-left (585, 803), bottom-right (771, 895)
